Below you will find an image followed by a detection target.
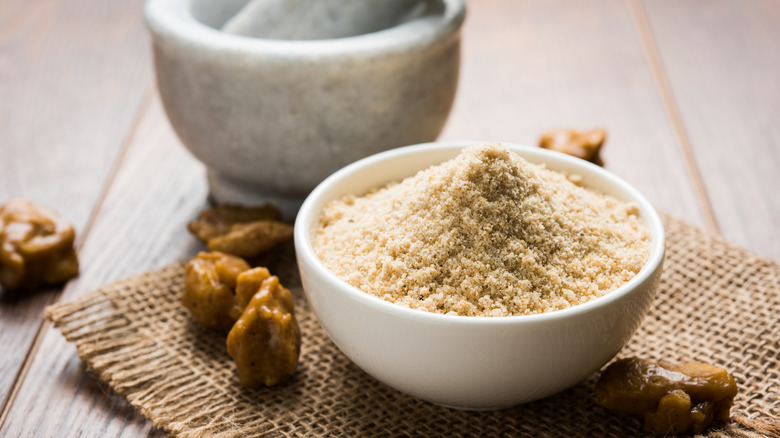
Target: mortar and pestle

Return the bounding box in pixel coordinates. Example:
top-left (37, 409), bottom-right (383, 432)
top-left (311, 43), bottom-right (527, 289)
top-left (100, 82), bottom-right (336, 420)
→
top-left (145, 0), bottom-right (466, 217)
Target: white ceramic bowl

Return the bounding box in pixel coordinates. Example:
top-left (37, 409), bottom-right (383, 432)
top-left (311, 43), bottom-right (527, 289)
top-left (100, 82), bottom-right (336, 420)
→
top-left (294, 142), bottom-right (665, 410)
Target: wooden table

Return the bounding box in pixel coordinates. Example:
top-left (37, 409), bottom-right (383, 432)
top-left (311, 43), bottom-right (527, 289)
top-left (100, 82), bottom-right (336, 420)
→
top-left (1, 0), bottom-right (778, 435)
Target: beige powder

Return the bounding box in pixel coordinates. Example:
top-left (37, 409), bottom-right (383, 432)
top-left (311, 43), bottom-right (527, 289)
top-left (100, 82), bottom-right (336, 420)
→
top-left (313, 144), bottom-right (651, 317)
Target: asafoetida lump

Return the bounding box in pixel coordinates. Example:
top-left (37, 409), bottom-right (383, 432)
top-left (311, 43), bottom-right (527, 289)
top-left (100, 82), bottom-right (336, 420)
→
top-left (313, 144), bottom-right (651, 317)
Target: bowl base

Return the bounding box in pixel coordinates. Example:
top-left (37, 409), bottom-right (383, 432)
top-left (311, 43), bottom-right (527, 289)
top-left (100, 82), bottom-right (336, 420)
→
top-left (207, 171), bottom-right (304, 220)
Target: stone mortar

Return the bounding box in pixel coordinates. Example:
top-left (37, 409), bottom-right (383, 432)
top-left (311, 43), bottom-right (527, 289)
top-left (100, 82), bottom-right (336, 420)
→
top-left (144, 0), bottom-right (466, 216)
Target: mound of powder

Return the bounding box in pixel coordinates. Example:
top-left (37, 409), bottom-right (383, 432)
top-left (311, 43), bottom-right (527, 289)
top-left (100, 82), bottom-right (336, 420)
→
top-left (313, 144), bottom-right (651, 317)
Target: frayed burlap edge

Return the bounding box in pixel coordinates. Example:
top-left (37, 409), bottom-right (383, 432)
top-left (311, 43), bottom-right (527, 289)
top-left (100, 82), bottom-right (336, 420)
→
top-left (46, 214), bottom-right (779, 437)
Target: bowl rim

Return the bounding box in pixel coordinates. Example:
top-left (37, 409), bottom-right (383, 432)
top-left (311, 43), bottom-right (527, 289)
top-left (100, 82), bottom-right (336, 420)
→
top-left (144, 0), bottom-right (466, 58)
top-left (294, 141), bottom-right (665, 326)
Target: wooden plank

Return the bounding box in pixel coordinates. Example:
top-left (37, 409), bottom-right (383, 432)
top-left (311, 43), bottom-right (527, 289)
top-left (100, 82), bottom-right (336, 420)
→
top-left (3, 0), bottom-right (732, 434)
top-left (0, 0), bottom-right (151, 411)
top-left (0, 0), bottom-right (151, 227)
top-left (0, 96), bottom-right (200, 437)
top-left (639, 0), bottom-right (780, 261)
top-left (439, 0), bottom-right (707, 227)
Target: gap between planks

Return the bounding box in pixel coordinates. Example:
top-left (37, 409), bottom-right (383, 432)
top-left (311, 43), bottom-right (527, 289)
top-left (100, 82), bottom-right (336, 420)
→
top-left (0, 86), bottom-right (156, 431)
top-left (627, 0), bottom-right (721, 234)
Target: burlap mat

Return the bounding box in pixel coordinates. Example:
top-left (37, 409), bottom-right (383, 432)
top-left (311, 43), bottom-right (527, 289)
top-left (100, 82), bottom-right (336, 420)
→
top-left (46, 214), bottom-right (779, 437)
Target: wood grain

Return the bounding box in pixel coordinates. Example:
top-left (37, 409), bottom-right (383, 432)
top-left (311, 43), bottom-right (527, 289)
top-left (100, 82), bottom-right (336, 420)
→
top-left (640, 0), bottom-right (780, 261)
top-left (0, 0), bottom-right (151, 412)
top-left (0, 0), bottom-right (708, 434)
top-left (2, 0), bottom-right (778, 435)
top-left (0, 0), bottom-right (151, 226)
top-left (0, 96), bottom-right (201, 437)
top-left (439, 0), bottom-right (707, 227)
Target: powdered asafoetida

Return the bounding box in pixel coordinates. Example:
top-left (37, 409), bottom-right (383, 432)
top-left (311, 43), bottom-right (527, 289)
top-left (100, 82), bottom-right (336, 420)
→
top-left (313, 144), bottom-right (651, 317)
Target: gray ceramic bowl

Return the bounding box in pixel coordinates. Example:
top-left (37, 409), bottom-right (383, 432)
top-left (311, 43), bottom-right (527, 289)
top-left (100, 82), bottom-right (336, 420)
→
top-left (144, 0), bottom-right (466, 216)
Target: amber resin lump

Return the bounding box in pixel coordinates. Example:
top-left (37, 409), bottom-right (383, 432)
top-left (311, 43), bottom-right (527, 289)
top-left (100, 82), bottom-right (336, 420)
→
top-left (183, 251), bottom-right (250, 331)
top-left (208, 221), bottom-right (294, 258)
top-left (0, 199), bottom-right (79, 291)
top-left (182, 256), bottom-right (300, 387)
top-left (234, 266), bottom-right (271, 311)
top-left (187, 204), bottom-right (281, 240)
top-left (539, 127), bottom-right (606, 166)
top-left (187, 204), bottom-right (293, 258)
top-left (595, 357), bottom-right (738, 435)
top-left (227, 275), bottom-right (301, 388)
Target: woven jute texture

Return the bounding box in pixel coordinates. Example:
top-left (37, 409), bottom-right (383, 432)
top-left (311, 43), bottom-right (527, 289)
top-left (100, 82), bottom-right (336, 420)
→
top-left (46, 214), bottom-right (779, 437)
